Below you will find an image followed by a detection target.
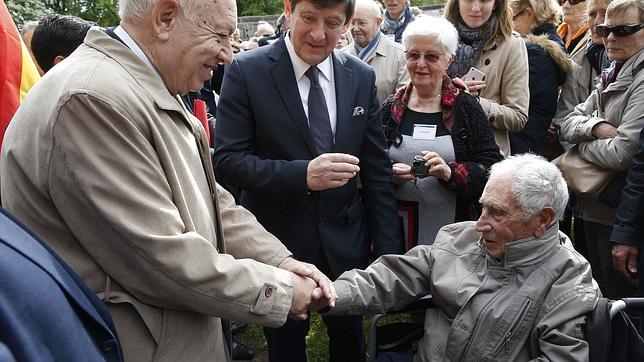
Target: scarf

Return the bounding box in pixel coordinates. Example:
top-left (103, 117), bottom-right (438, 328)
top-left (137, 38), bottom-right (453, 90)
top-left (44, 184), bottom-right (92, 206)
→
top-left (355, 31), bottom-right (381, 62)
top-left (381, 5), bottom-right (412, 34)
top-left (386, 75), bottom-right (466, 147)
top-left (556, 22), bottom-right (589, 51)
top-left (601, 60), bottom-right (624, 88)
top-left (447, 24), bottom-right (486, 78)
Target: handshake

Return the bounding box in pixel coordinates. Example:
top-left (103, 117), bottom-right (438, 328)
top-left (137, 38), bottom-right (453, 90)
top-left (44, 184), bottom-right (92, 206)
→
top-left (278, 257), bottom-right (337, 320)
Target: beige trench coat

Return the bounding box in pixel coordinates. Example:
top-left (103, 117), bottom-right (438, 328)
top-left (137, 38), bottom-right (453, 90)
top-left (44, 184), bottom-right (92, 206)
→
top-left (1, 28), bottom-right (294, 361)
top-left (475, 34), bottom-right (530, 157)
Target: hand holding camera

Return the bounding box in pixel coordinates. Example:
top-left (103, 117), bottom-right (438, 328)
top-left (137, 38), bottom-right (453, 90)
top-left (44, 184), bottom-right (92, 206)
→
top-left (411, 152), bottom-right (452, 182)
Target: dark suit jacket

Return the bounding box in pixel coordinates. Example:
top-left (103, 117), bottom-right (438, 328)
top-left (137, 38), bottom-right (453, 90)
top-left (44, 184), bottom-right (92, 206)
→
top-left (0, 208), bottom-right (123, 362)
top-left (213, 38), bottom-right (401, 276)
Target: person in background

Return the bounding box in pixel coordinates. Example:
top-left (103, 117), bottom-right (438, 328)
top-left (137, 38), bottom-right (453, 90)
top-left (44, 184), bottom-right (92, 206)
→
top-left (214, 0), bottom-right (402, 359)
top-left (559, 0), bottom-right (643, 300)
top-left (381, 0), bottom-right (416, 43)
top-left (1, 0), bottom-right (335, 360)
top-left (558, 0), bottom-right (591, 56)
top-left (321, 154), bottom-right (600, 361)
top-left (30, 14), bottom-right (91, 73)
top-left (336, 30), bottom-right (353, 48)
top-left (444, 0), bottom-right (530, 157)
top-left (382, 16), bottom-right (502, 247)
top-left (342, 0), bottom-right (409, 104)
top-left (509, 0), bottom-right (572, 156)
top-left (256, 20), bottom-right (276, 37)
top-left (20, 20), bottom-right (44, 75)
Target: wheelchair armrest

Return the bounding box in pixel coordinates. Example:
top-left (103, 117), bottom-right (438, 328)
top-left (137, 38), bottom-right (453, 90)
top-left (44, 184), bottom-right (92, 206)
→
top-left (386, 295), bottom-right (435, 314)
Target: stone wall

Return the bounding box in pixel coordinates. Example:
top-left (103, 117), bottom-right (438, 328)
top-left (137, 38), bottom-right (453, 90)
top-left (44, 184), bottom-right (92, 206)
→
top-left (237, 4), bottom-right (445, 41)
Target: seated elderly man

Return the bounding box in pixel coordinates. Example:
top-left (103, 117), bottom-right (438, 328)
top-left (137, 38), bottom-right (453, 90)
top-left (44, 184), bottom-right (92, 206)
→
top-left (323, 154), bottom-right (601, 360)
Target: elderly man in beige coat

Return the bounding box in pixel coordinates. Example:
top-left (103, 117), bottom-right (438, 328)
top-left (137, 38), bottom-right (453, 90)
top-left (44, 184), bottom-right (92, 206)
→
top-left (0, 0), bottom-right (335, 361)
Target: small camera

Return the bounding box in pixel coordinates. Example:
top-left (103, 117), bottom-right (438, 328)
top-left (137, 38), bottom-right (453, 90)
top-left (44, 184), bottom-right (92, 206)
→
top-left (411, 155), bottom-right (429, 178)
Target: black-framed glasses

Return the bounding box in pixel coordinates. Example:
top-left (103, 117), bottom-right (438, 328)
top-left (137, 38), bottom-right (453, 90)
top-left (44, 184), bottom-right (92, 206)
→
top-left (350, 18), bottom-right (376, 27)
top-left (512, 9), bottom-right (526, 21)
top-left (559, 0), bottom-right (585, 5)
top-left (596, 23), bottom-right (643, 37)
top-left (404, 51), bottom-right (443, 63)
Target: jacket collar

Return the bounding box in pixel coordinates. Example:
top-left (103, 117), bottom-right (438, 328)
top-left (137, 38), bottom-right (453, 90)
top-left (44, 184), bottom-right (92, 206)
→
top-left (484, 222), bottom-right (561, 268)
top-left (84, 27), bottom-right (187, 116)
top-left (604, 47), bottom-right (644, 93)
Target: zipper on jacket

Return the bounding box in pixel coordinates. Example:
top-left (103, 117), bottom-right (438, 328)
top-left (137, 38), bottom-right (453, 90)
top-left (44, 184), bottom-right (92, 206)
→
top-left (491, 298), bottom-right (532, 357)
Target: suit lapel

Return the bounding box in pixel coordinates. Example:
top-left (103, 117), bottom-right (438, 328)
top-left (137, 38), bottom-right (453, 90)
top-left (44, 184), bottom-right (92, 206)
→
top-left (269, 39), bottom-right (316, 157)
top-left (332, 51), bottom-right (353, 150)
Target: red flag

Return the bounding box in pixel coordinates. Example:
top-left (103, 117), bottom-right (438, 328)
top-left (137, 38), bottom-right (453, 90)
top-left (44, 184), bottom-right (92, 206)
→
top-left (0, 0), bottom-right (40, 150)
top-left (193, 99), bottom-right (210, 147)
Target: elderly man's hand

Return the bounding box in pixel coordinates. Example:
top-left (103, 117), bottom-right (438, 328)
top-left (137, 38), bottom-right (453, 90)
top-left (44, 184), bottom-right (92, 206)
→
top-left (306, 153), bottom-right (360, 191)
top-left (591, 122), bottom-right (618, 139)
top-left (612, 244), bottom-right (638, 278)
top-left (279, 257), bottom-right (336, 308)
top-left (288, 272), bottom-right (318, 320)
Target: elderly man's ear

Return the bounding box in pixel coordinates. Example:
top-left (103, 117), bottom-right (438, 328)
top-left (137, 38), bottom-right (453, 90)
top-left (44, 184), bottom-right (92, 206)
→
top-left (152, 0), bottom-right (181, 41)
top-left (533, 207), bottom-right (556, 237)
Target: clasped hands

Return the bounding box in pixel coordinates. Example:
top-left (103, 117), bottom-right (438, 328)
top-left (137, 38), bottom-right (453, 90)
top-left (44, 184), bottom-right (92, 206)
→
top-left (392, 151), bottom-right (451, 185)
top-left (279, 257), bottom-right (337, 320)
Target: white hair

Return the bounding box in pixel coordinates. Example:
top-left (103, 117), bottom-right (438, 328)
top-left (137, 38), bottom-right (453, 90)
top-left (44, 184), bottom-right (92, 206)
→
top-left (119, 0), bottom-right (197, 21)
top-left (489, 154), bottom-right (569, 221)
top-left (401, 16), bottom-right (459, 55)
top-left (355, 0), bottom-right (383, 19)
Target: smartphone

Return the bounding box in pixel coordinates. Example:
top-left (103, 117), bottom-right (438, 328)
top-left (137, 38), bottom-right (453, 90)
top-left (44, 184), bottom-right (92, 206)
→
top-left (464, 67), bottom-right (486, 82)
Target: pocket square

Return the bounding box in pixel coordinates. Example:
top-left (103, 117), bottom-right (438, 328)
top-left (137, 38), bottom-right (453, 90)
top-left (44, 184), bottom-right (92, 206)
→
top-left (352, 106), bottom-right (365, 116)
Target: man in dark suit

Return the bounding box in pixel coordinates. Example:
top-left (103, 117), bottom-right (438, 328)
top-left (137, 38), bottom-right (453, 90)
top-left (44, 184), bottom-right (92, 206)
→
top-left (0, 208), bottom-right (123, 362)
top-left (213, 0), bottom-right (401, 360)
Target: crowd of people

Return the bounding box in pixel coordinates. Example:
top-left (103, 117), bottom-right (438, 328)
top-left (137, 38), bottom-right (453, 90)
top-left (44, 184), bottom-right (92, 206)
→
top-left (0, 0), bottom-right (642, 361)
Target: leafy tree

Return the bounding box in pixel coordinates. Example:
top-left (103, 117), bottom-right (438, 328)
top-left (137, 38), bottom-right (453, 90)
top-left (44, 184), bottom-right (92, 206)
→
top-left (237, 0), bottom-right (283, 16)
top-left (5, 0), bottom-right (119, 29)
top-left (5, 0), bottom-right (48, 29)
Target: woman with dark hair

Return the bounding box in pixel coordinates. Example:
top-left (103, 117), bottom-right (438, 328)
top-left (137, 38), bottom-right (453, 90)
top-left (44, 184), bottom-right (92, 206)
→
top-left (508, 0), bottom-right (572, 155)
top-left (444, 0), bottom-right (530, 157)
top-left (382, 16), bottom-right (502, 247)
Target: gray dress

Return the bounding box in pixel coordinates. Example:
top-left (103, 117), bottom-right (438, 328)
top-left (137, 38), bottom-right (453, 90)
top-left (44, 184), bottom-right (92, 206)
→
top-left (389, 110), bottom-right (456, 247)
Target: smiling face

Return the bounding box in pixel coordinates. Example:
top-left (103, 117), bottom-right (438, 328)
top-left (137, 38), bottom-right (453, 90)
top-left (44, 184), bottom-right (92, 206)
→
top-left (603, 6), bottom-right (644, 62)
top-left (351, 3), bottom-right (382, 48)
top-left (458, 0), bottom-right (496, 29)
top-left (287, 0), bottom-right (350, 65)
top-left (405, 35), bottom-right (452, 91)
top-left (475, 174), bottom-right (540, 259)
top-left (158, 0), bottom-right (236, 95)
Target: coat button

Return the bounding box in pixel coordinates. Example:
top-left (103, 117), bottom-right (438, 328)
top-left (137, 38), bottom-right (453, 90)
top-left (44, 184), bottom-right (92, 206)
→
top-left (102, 339), bottom-right (116, 352)
top-left (458, 128), bottom-right (468, 139)
top-left (265, 287), bottom-right (274, 298)
top-left (484, 58), bottom-right (491, 65)
top-left (489, 116), bottom-right (495, 123)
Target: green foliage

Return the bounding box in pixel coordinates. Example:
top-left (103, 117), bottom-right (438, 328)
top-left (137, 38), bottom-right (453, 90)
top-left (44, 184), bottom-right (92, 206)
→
top-left (5, 0), bottom-right (119, 29)
top-left (237, 0), bottom-right (284, 17)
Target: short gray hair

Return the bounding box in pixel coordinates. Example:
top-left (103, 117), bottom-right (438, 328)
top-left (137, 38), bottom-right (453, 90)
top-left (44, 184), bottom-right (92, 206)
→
top-left (355, 0), bottom-right (383, 19)
top-left (489, 154), bottom-right (569, 221)
top-left (606, 0), bottom-right (644, 22)
top-left (119, 0), bottom-right (197, 21)
top-left (401, 16), bottom-right (459, 55)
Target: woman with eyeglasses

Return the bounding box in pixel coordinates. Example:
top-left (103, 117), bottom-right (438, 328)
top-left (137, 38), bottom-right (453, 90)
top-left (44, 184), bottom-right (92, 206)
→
top-left (382, 17), bottom-right (502, 247)
top-left (557, 0), bottom-right (591, 56)
top-left (559, 0), bottom-right (643, 300)
top-left (443, 0), bottom-right (529, 157)
top-left (508, 0), bottom-right (572, 156)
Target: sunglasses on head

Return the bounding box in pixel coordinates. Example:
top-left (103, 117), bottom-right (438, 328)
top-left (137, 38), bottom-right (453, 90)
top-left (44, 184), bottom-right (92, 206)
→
top-left (596, 23), bottom-right (643, 37)
top-left (404, 51), bottom-right (443, 63)
top-left (558, 0), bottom-right (585, 5)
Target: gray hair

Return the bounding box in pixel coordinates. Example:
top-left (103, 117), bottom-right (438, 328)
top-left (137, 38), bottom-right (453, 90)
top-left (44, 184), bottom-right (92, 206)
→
top-left (606, 0), bottom-right (644, 22)
top-left (489, 154), bottom-right (569, 221)
top-left (355, 0), bottom-right (383, 19)
top-left (118, 0), bottom-right (197, 21)
top-left (401, 16), bottom-right (459, 55)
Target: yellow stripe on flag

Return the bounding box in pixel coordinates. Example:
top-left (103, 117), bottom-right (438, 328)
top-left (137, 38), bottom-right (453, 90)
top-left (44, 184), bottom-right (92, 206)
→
top-left (19, 37), bottom-right (39, 101)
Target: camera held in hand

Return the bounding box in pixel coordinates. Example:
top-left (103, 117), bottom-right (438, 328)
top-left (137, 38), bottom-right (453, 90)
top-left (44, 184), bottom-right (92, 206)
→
top-left (411, 155), bottom-right (429, 178)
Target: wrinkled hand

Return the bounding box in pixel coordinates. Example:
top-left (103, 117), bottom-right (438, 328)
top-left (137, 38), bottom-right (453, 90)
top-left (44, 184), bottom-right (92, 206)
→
top-left (392, 163), bottom-right (415, 185)
top-left (463, 79), bottom-right (487, 97)
top-left (279, 257), bottom-right (336, 308)
top-left (612, 244), bottom-right (638, 279)
top-left (307, 153), bottom-right (360, 191)
top-left (288, 272), bottom-right (318, 320)
top-left (592, 122), bottom-right (618, 139)
top-left (421, 151), bottom-right (451, 181)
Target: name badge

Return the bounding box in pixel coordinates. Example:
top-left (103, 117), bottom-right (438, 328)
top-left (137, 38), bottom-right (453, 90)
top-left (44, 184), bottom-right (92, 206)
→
top-left (412, 124), bottom-right (437, 140)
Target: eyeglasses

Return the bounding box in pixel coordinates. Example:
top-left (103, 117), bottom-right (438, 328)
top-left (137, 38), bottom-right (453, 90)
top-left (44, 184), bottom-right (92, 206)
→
top-left (350, 18), bottom-right (376, 27)
top-left (558, 0), bottom-right (586, 5)
top-left (512, 9), bottom-right (526, 21)
top-left (404, 51), bottom-right (444, 63)
top-left (596, 23), bottom-right (643, 37)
